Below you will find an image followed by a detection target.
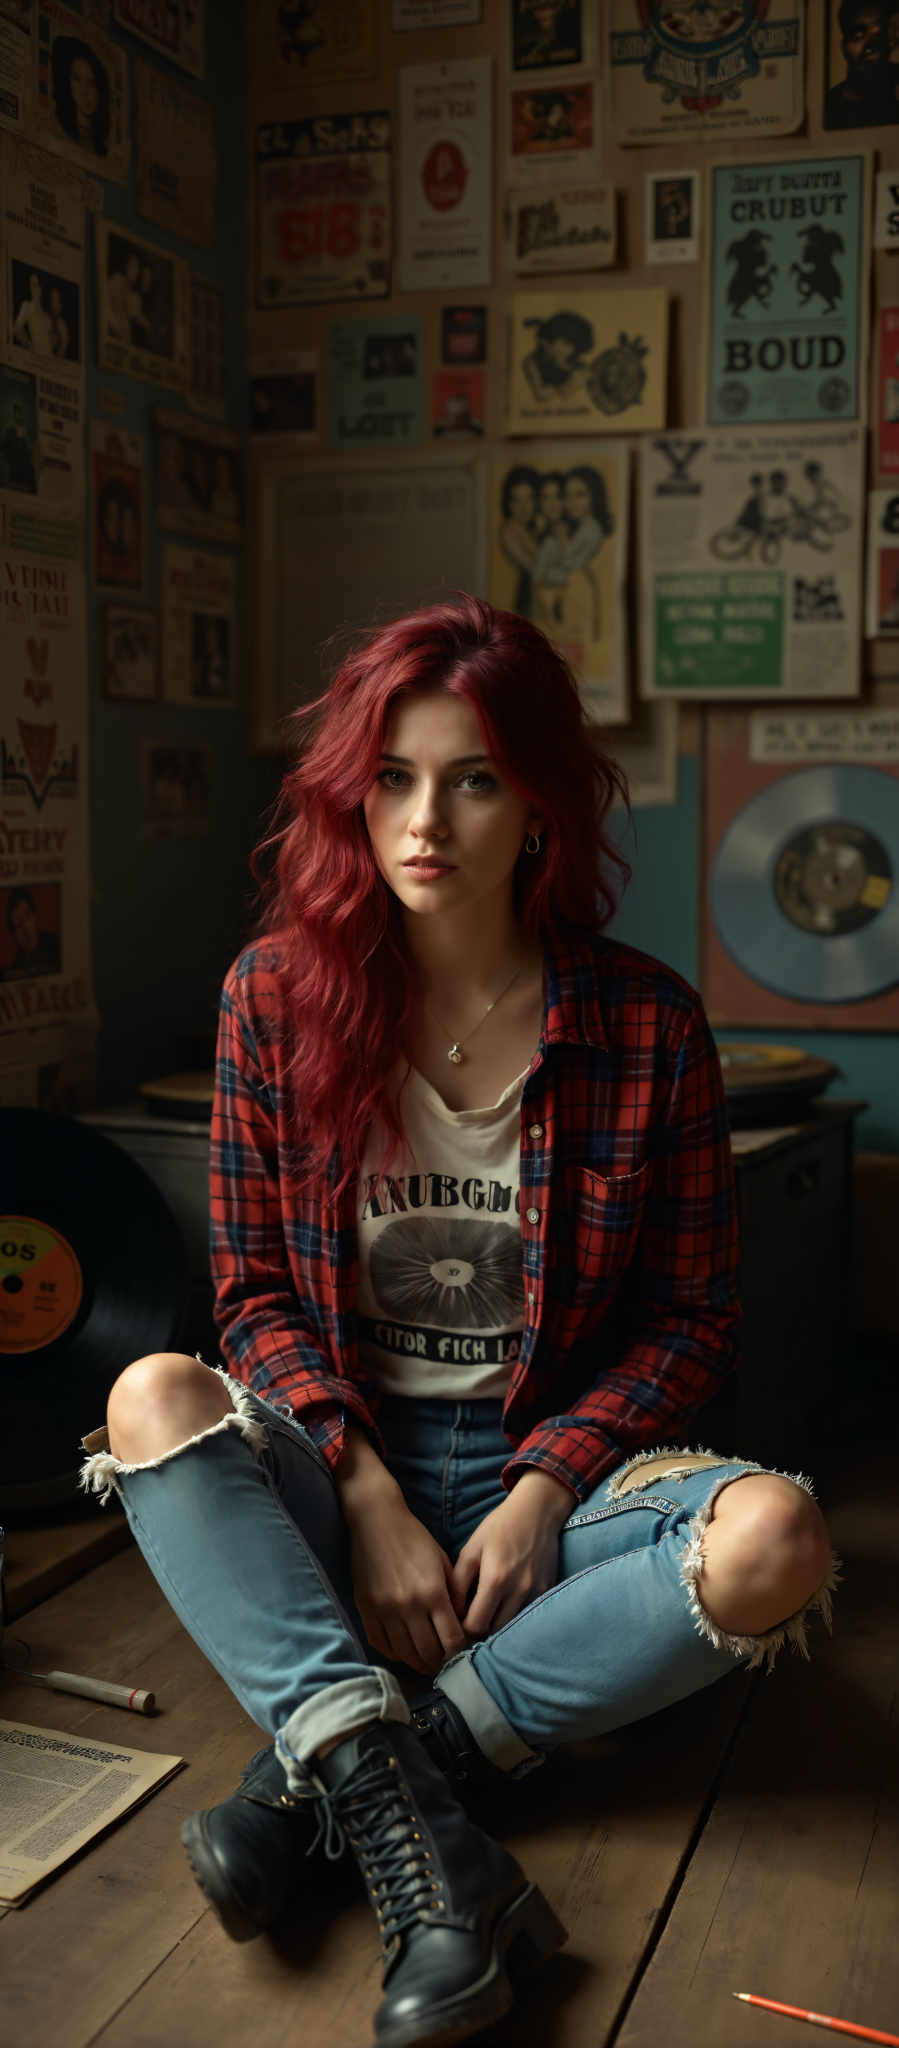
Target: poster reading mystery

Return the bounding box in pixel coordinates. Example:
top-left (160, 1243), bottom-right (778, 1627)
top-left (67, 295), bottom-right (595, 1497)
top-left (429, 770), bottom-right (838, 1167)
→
top-left (706, 154), bottom-right (868, 427)
top-left (113, 0), bottom-right (204, 80)
top-left (255, 112), bottom-right (391, 309)
top-left (491, 441), bottom-right (629, 726)
top-left (824, 1), bottom-right (899, 130)
top-left (865, 490), bottom-right (899, 638)
top-left (397, 58), bottom-right (492, 294)
top-left (507, 287), bottom-right (668, 435)
top-left (161, 544), bottom-right (235, 708)
top-left (877, 308), bottom-right (899, 476)
top-left (505, 181), bottom-right (615, 274)
top-left (327, 315), bottom-right (423, 448)
top-left (95, 219), bottom-right (189, 391)
top-left (32, 2), bottom-right (129, 184)
top-left (136, 62), bottom-right (216, 250)
top-left (609, 1), bottom-right (805, 146)
top-left (640, 424), bottom-right (864, 701)
top-left (0, 550), bottom-right (97, 1048)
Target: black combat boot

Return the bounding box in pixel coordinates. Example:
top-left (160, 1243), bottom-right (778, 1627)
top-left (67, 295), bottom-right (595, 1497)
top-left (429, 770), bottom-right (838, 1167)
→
top-left (180, 1741), bottom-right (351, 1941)
top-left (311, 1716), bottom-right (566, 2048)
top-left (409, 1684), bottom-right (544, 1798)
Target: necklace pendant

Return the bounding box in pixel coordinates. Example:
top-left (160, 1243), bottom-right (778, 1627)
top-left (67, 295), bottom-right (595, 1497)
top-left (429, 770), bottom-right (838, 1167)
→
top-left (448, 1044), bottom-right (464, 1065)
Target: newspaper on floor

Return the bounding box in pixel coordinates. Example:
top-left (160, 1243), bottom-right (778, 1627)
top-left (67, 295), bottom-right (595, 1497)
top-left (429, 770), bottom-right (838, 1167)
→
top-left (0, 1718), bottom-right (184, 1905)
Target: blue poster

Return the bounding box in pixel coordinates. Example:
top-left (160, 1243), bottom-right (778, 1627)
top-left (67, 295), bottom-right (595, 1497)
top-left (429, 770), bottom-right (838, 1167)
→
top-left (707, 154), bottom-right (868, 427)
top-left (327, 316), bottom-right (424, 448)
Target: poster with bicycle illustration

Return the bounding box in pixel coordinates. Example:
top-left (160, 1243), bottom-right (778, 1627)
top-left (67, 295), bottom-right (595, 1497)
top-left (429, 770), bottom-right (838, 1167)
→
top-left (639, 424), bottom-right (863, 701)
top-left (706, 153), bottom-right (869, 426)
top-left (491, 441), bottom-right (629, 725)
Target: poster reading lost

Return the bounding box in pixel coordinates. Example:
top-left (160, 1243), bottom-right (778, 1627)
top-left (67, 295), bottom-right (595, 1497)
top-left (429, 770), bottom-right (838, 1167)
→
top-left (491, 441), bottom-right (629, 726)
top-left (255, 112), bottom-right (391, 310)
top-left (507, 287), bottom-right (667, 435)
top-left (609, 3), bottom-right (804, 147)
top-left (706, 153), bottom-right (868, 428)
top-left (327, 315), bottom-right (423, 448)
top-left (397, 58), bottom-right (492, 294)
top-left (640, 425), bottom-right (864, 701)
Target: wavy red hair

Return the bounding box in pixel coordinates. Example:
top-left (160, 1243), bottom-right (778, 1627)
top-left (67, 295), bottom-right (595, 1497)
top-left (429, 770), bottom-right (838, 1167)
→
top-left (253, 594), bottom-right (632, 1194)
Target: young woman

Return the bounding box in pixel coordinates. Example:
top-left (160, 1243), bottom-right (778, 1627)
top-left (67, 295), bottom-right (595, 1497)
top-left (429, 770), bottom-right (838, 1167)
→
top-left (82, 597), bottom-right (837, 2048)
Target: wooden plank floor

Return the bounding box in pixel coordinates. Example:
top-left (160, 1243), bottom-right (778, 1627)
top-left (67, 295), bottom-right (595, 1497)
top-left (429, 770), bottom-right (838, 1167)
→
top-left (1, 1428), bottom-right (895, 2048)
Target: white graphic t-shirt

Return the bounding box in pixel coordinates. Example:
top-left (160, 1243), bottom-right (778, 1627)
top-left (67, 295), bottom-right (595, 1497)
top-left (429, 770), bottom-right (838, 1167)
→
top-left (357, 1061), bottom-right (528, 1399)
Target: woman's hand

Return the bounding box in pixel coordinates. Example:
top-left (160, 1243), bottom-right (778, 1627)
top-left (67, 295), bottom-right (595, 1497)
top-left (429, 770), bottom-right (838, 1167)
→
top-left (450, 1469), bottom-right (576, 1639)
top-left (347, 1493), bottom-right (468, 1677)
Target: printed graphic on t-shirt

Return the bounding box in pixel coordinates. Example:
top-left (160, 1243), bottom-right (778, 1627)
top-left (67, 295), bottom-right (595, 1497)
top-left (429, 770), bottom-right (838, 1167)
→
top-left (359, 1168), bottom-right (523, 1368)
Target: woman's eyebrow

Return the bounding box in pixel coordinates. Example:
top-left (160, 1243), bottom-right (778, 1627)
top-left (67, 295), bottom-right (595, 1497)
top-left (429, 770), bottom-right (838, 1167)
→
top-left (379, 752), bottom-right (492, 768)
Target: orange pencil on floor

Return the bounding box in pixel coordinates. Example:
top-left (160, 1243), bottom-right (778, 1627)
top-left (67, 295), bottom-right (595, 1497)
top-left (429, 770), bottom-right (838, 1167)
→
top-left (734, 1992), bottom-right (899, 2046)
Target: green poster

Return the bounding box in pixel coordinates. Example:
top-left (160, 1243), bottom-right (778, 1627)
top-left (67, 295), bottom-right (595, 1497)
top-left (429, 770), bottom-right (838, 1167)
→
top-left (655, 572), bottom-right (785, 692)
top-left (327, 315), bottom-right (424, 448)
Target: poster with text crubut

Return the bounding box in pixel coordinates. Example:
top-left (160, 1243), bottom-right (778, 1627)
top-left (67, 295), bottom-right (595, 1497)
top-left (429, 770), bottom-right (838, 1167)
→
top-left (706, 154), bottom-right (868, 428)
top-left (491, 441), bottom-right (629, 727)
top-left (506, 289), bottom-right (667, 436)
top-left (327, 315), bottom-right (424, 449)
top-left (113, 0), bottom-right (204, 80)
top-left (32, 1), bottom-right (130, 185)
top-left (639, 424), bottom-right (863, 701)
top-left (877, 309), bottom-right (899, 477)
top-left (255, 112), bottom-right (391, 310)
top-left (161, 544), bottom-right (235, 708)
top-left (0, 552), bottom-right (97, 1045)
top-left (505, 182), bottom-right (616, 275)
top-left (397, 58), bottom-right (492, 294)
top-left (609, 1), bottom-right (804, 147)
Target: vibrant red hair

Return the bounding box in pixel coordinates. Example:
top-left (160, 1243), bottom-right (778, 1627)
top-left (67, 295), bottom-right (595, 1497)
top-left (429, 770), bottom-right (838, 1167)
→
top-left (253, 594), bottom-right (632, 1193)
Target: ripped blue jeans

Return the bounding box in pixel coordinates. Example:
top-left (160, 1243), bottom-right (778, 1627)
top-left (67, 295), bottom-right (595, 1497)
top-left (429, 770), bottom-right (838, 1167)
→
top-left (80, 1377), bottom-right (840, 1793)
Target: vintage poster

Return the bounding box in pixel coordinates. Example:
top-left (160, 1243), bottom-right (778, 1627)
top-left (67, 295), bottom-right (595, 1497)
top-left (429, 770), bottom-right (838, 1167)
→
top-left (393, 0), bottom-right (481, 25)
top-left (639, 424), bottom-right (864, 701)
top-left (250, 353), bottom-right (317, 439)
top-left (609, 1), bottom-right (805, 146)
top-left (0, 14), bottom-right (28, 134)
top-left (91, 420), bottom-right (145, 594)
top-left (397, 58), bottom-right (492, 294)
top-left (255, 111), bottom-right (391, 310)
top-left (508, 81), bottom-right (598, 177)
top-left (873, 167), bottom-right (899, 250)
top-left (32, 3), bottom-right (129, 184)
top-left (140, 741), bottom-right (214, 838)
top-left (505, 181), bottom-right (616, 275)
top-left (188, 277), bottom-right (226, 420)
top-left (506, 287), bottom-right (668, 436)
top-left (112, 0), bottom-right (204, 80)
top-left (95, 219), bottom-right (189, 391)
top-left (266, 0), bottom-right (377, 80)
top-left (491, 441), bottom-right (630, 726)
top-left (0, 550), bottom-right (98, 1057)
top-left (510, 0), bottom-right (593, 72)
top-left (442, 304), bottom-right (486, 362)
top-left (865, 489), bottom-right (899, 636)
top-left (135, 62), bottom-right (216, 249)
top-left (161, 544), bottom-right (235, 708)
top-left (3, 137), bottom-right (85, 372)
top-left (824, 1), bottom-right (899, 130)
top-left (645, 170), bottom-right (700, 265)
top-left (154, 409), bottom-right (242, 545)
top-left (101, 602), bottom-right (158, 700)
top-left (702, 703), bottom-right (899, 1030)
top-left (431, 366), bottom-right (484, 438)
top-left (0, 355), bottom-right (82, 548)
top-left (253, 454), bottom-right (487, 749)
top-left (705, 153), bottom-right (869, 428)
top-left (877, 308), bottom-right (899, 474)
top-left (327, 315), bottom-right (424, 448)
top-left (607, 697), bottom-right (678, 808)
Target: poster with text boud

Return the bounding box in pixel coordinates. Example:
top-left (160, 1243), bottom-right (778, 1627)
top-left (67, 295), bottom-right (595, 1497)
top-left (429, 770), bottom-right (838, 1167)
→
top-left (706, 154), bottom-right (869, 427)
top-left (609, 1), bottom-right (805, 147)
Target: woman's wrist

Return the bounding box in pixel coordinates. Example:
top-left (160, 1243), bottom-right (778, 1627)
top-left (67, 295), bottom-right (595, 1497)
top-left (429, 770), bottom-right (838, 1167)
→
top-left (335, 1423), bottom-right (403, 1519)
top-left (508, 1465), bottom-right (577, 1528)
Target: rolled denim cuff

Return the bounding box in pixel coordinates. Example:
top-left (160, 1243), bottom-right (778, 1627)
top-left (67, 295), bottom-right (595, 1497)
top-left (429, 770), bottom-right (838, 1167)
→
top-left (275, 1671), bottom-right (410, 1784)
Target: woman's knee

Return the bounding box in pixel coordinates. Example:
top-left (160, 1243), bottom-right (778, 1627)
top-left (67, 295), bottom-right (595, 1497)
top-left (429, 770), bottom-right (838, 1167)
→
top-left (107, 1352), bottom-right (231, 1461)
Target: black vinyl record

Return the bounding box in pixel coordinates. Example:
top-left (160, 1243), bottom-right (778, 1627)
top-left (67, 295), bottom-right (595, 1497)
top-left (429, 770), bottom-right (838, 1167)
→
top-left (716, 1041), bottom-right (841, 1128)
top-left (0, 1109), bottom-right (188, 1514)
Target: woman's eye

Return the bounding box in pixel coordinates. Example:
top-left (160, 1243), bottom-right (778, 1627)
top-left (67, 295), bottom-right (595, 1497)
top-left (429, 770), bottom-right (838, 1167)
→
top-left (377, 768), bottom-right (410, 789)
top-left (459, 771), bottom-right (495, 792)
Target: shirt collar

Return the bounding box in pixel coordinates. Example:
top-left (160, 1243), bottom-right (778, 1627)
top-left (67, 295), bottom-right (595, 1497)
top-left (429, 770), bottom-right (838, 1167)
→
top-left (540, 924), bottom-right (609, 1051)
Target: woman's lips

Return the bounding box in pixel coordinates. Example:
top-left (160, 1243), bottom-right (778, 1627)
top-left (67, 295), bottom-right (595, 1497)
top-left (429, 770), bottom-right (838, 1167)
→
top-left (403, 859), bottom-right (456, 880)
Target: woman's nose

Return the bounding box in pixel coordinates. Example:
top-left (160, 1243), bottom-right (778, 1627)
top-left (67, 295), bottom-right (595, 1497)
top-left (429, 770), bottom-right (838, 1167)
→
top-left (409, 782), bottom-right (448, 837)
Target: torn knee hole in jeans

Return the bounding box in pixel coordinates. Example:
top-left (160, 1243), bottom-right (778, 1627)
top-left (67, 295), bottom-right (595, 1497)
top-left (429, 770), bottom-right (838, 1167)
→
top-left (78, 1365), bottom-right (266, 1505)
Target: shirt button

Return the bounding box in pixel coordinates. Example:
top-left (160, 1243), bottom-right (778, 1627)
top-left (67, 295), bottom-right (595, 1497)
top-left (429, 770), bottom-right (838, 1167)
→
top-left (528, 1123), bottom-right (544, 1139)
top-left (526, 1207), bottom-right (540, 1225)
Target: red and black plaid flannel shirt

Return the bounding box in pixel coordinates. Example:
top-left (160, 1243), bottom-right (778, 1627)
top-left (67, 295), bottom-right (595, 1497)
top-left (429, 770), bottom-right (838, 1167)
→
top-left (210, 923), bottom-right (741, 1502)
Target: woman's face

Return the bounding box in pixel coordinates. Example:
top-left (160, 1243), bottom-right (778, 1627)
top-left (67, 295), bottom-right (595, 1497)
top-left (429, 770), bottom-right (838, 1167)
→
top-left (540, 478), bottom-right (562, 521)
top-left (509, 480), bottom-right (535, 522)
top-left (564, 474), bottom-right (591, 522)
top-left (71, 57), bottom-right (99, 118)
top-left (363, 690), bottom-right (539, 928)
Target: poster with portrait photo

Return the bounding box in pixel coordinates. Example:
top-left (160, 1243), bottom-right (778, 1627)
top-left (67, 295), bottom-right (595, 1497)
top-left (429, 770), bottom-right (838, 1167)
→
top-left (91, 420), bottom-right (145, 594)
top-left (101, 602), bottom-right (158, 700)
top-left (0, 880), bottom-right (62, 981)
top-left (96, 219), bottom-right (189, 391)
top-left (140, 741), bottom-right (214, 839)
top-left (9, 258), bottom-right (79, 364)
top-left (154, 408), bottom-right (242, 545)
top-left (32, 2), bottom-right (129, 184)
top-left (506, 287), bottom-right (668, 436)
top-left (135, 61), bottom-right (216, 250)
top-left (511, 0), bottom-right (593, 74)
top-left (161, 543), bottom-right (235, 708)
top-left (825, 1), bottom-right (899, 129)
top-left (645, 170), bottom-right (700, 265)
top-left (0, 353), bottom-right (82, 540)
top-left (113, 0), bottom-right (204, 80)
top-left (491, 442), bottom-right (629, 726)
top-left (507, 80), bottom-right (598, 178)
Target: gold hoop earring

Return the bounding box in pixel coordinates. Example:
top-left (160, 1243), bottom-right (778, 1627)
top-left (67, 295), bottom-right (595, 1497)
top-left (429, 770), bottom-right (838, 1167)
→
top-left (525, 832), bottom-right (542, 855)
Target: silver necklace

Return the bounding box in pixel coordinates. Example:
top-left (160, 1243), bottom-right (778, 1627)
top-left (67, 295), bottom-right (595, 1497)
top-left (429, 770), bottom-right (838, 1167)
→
top-left (424, 963), bottom-right (526, 1064)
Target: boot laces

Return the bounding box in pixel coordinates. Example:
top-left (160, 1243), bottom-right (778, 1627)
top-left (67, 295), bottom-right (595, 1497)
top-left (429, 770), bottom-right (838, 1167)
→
top-left (309, 1751), bottom-right (441, 1949)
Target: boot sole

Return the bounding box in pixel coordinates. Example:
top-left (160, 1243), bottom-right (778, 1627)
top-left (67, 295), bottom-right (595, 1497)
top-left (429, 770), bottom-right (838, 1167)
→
top-left (180, 1812), bottom-right (271, 1943)
top-left (374, 1883), bottom-right (568, 2048)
